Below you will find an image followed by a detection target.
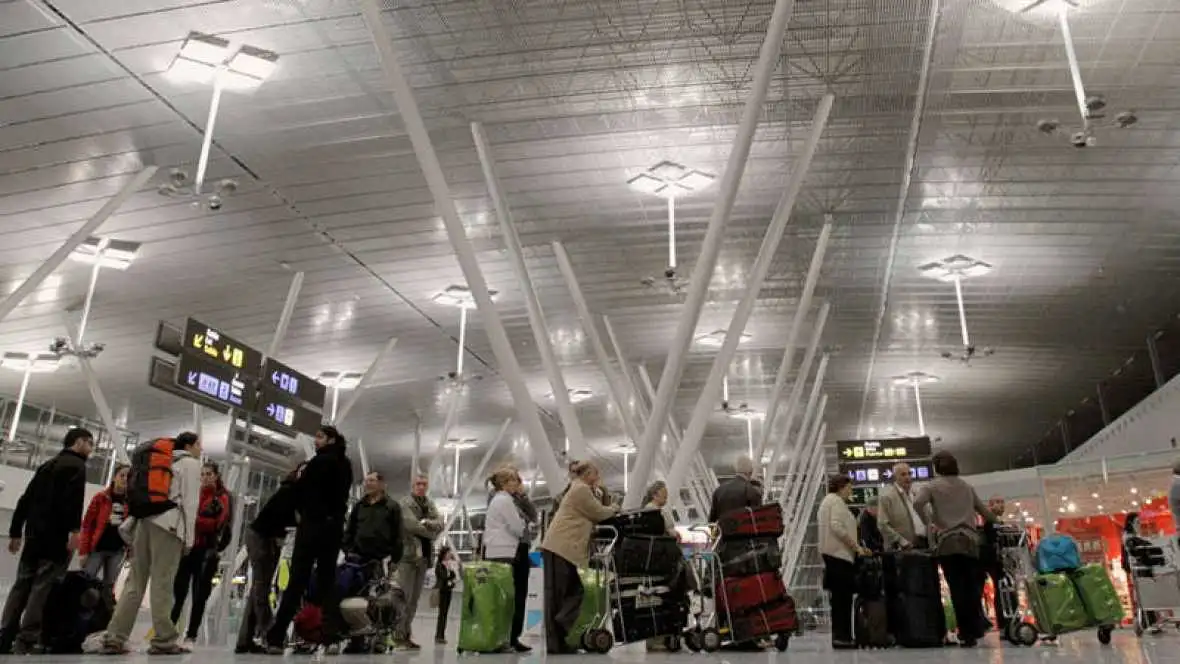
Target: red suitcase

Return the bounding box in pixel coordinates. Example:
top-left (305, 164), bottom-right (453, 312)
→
top-left (729, 596), bottom-right (797, 643)
top-left (717, 504), bottom-right (784, 539)
top-left (719, 571), bottom-right (787, 614)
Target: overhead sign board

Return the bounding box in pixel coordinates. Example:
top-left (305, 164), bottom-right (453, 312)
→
top-left (836, 436), bottom-right (932, 462)
top-left (261, 358), bottom-right (326, 411)
top-left (254, 388), bottom-right (322, 437)
top-left (148, 356), bottom-right (230, 415)
top-left (841, 459), bottom-right (933, 487)
top-left (175, 353), bottom-right (256, 412)
top-left (183, 318), bottom-right (262, 377)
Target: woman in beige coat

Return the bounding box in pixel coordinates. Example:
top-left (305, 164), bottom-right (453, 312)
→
top-left (539, 461), bottom-right (618, 654)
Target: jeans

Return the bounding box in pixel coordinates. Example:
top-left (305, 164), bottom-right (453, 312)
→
top-left (822, 555), bottom-right (855, 644)
top-left (395, 560), bottom-right (428, 642)
top-left (940, 554), bottom-right (984, 642)
top-left (267, 521), bottom-right (345, 646)
top-left (0, 543), bottom-right (67, 651)
top-left (105, 521), bottom-right (185, 649)
top-left (236, 529), bottom-right (282, 648)
top-left (171, 547), bottom-right (219, 640)
top-left (83, 550), bottom-right (125, 589)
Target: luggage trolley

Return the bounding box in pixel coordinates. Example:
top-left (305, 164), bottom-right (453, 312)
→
top-left (683, 524), bottom-right (725, 653)
top-left (573, 525), bottom-right (621, 654)
top-left (992, 524), bottom-right (1040, 646)
top-left (1126, 537), bottom-right (1180, 636)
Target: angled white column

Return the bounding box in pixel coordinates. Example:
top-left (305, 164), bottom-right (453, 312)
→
top-left (443, 418), bottom-right (512, 535)
top-left (192, 404), bottom-right (203, 440)
top-left (207, 453), bottom-right (249, 646)
top-left (0, 166), bottom-right (158, 324)
top-left (764, 303), bottom-right (830, 481)
top-left (783, 420), bottom-right (828, 573)
top-left (781, 389), bottom-right (828, 515)
top-left (428, 393), bottom-right (463, 483)
top-left (625, 0), bottom-right (802, 509)
top-left (754, 219), bottom-right (834, 465)
top-left (411, 412), bottom-right (422, 480)
top-left (62, 314), bottom-right (127, 464)
top-left (471, 123), bottom-right (588, 460)
top-left (334, 336), bottom-right (398, 426)
top-left (654, 96), bottom-right (834, 506)
top-left (776, 355), bottom-right (829, 505)
top-left (357, 438), bottom-right (371, 477)
top-left (552, 242), bottom-right (643, 447)
top-left (267, 271), bottom-right (304, 358)
top-left (359, 1), bottom-right (563, 489)
top-left (633, 363), bottom-right (709, 517)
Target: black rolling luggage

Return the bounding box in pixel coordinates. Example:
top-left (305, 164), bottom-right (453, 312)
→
top-left (886, 551), bottom-right (945, 648)
top-left (602, 509), bottom-right (667, 537)
top-left (718, 537), bottom-right (781, 577)
top-left (612, 577), bottom-right (689, 644)
top-left (40, 571), bottom-right (114, 653)
top-left (854, 557), bottom-right (891, 648)
top-left (614, 534), bottom-right (682, 577)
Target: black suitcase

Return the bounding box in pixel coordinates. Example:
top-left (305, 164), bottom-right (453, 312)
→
top-left (854, 597), bottom-right (891, 648)
top-left (888, 550), bottom-right (941, 598)
top-left (40, 571), bottom-right (114, 653)
top-left (856, 556), bottom-right (885, 600)
top-left (602, 509), bottom-right (667, 537)
top-left (889, 592), bottom-right (945, 648)
top-left (613, 576), bottom-right (687, 612)
top-left (718, 537), bottom-right (781, 577)
top-left (612, 603), bottom-right (689, 644)
top-left (614, 535), bottom-right (683, 577)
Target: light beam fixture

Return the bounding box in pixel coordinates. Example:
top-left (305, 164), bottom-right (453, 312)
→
top-left (66, 236), bottom-right (141, 348)
top-left (629, 160), bottom-right (716, 295)
top-left (433, 284), bottom-right (499, 379)
top-left (891, 371), bottom-right (940, 436)
top-left (546, 387), bottom-right (595, 404)
top-left (695, 330), bottom-right (751, 348)
top-left (610, 442), bottom-right (638, 493)
top-left (318, 371), bottom-right (364, 421)
top-left (918, 254), bottom-right (995, 363)
top-left (2, 352), bottom-right (60, 444)
top-left (445, 437), bottom-right (479, 497)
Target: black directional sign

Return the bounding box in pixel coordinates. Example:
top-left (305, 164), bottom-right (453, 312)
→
top-left (261, 358), bottom-right (326, 411)
top-left (175, 353), bottom-right (257, 412)
top-left (183, 318), bottom-right (263, 378)
top-left (836, 436), bottom-right (932, 463)
top-left (254, 389), bottom-right (322, 437)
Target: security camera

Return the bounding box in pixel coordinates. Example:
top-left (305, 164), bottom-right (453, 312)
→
top-left (207, 195), bottom-right (222, 211)
top-left (1115, 111), bottom-right (1138, 128)
top-left (664, 267), bottom-right (677, 280)
top-left (720, 400), bottom-right (730, 411)
top-left (90, 342), bottom-right (105, 353)
top-left (49, 337), bottom-right (69, 354)
top-left (216, 179), bottom-right (238, 196)
top-left (1036, 118), bottom-right (1059, 134)
top-left (1085, 95), bottom-right (1106, 114)
top-left (169, 169), bottom-right (188, 186)
top-left (1070, 131), bottom-right (1091, 148)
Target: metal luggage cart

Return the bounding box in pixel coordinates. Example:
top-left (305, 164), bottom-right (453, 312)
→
top-left (993, 524), bottom-right (1041, 646)
top-left (1014, 532), bottom-right (1116, 646)
top-left (1127, 538), bottom-right (1180, 637)
top-left (576, 525), bottom-right (621, 653)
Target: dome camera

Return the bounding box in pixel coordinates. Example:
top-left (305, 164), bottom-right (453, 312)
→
top-left (664, 267), bottom-right (677, 280)
top-left (207, 195), bottom-right (223, 211)
top-left (216, 179), bottom-right (239, 196)
top-left (1036, 118), bottom-right (1059, 134)
top-left (1085, 95), bottom-right (1106, 114)
top-left (1069, 131), bottom-right (1091, 148)
top-left (169, 169), bottom-right (187, 186)
top-left (1115, 111), bottom-right (1138, 128)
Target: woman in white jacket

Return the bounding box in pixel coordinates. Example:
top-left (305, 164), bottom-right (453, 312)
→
top-left (484, 466), bottom-right (535, 653)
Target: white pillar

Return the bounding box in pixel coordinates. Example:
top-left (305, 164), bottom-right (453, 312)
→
top-left (471, 122), bottom-right (588, 460)
top-left (626, 0), bottom-right (803, 508)
top-left (639, 95), bottom-right (833, 507)
top-left (357, 438), bottom-right (371, 477)
top-left (754, 219), bottom-right (834, 464)
top-left (62, 314), bottom-right (127, 464)
top-left (0, 166), bottom-right (158, 324)
top-left (6, 366), bottom-right (33, 443)
top-left (208, 454), bottom-right (250, 646)
top-left (267, 271), bottom-right (304, 358)
top-left (764, 303), bottom-right (830, 480)
top-left (783, 420), bottom-right (828, 572)
top-left (781, 390), bottom-right (828, 515)
top-left (772, 354), bottom-right (829, 502)
top-left (334, 336), bottom-right (398, 426)
top-left (411, 412), bottom-right (423, 480)
top-left (359, 0), bottom-right (564, 489)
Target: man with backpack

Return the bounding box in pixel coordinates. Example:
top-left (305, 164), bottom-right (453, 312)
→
top-left (101, 432), bottom-right (203, 655)
top-left (0, 428), bottom-right (93, 654)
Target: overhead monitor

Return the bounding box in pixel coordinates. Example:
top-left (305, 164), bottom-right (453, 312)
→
top-left (836, 436), bottom-right (932, 463)
top-left (261, 358), bottom-right (326, 410)
top-left (183, 317), bottom-right (262, 377)
top-left (175, 353), bottom-right (256, 411)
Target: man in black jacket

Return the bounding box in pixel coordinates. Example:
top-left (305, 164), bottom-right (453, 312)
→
top-left (344, 471), bottom-right (403, 565)
top-left (0, 428), bottom-right (93, 654)
top-left (265, 425), bottom-right (354, 652)
top-left (708, 456), bottom-right (762, 523)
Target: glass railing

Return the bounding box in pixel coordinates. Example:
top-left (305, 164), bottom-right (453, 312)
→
top-left (0, 396), bottom-right (138, 485)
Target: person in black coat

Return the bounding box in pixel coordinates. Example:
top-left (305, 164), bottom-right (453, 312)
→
top-left (0, 429), bottom-right (93, 654)
top-left (857, 497), bottom-right (885, 553)
top-left (265, 426), bottom-right (354, 652)
top-left (708, 456), bottom-right (762, 523)
top-left (433, 546), bottom-right (459, 644)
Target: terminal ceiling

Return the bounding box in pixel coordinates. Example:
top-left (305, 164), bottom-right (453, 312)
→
top-left (0, 0), bottom-right (1178, 491)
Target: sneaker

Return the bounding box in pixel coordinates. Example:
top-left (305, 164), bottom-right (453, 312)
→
top-left (512, 641), bottom-right (532, 653)
top-left (148, 643), bottom-right (192, 655)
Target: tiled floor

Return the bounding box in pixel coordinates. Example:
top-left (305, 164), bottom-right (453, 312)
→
top-left (23, 630), bottom-right (1180, 664)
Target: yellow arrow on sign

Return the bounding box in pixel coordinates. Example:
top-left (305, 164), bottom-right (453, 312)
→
top-left (223, 346), bottom-right (233, 362)
top-left (193, 333), bottom-right (204, 348)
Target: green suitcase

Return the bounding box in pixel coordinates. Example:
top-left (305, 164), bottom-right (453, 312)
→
top-left (567, 567), bottom-right (612, 650)
top-left (457, 561), bottom-right (514, 653)
top-left (1027, 573), bottom-right (1091, 635)
top-left (944, 600), bottom-right (957, 634)
top-left (1070, 564), bottom-right (1125, 626)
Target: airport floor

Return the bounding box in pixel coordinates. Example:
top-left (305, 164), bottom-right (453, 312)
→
top-left (20, 625), bottom-right (1180, 664)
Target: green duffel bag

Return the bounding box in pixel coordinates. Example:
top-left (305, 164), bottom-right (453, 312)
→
top-left (567, 567), bottom-right (612, 650)
top-left (1071, 564), bottom-right (1125, 625)
top-left (1027, 573), bottom-right (1090, 635)
top-left (457, 561), bottom-right (514, 653)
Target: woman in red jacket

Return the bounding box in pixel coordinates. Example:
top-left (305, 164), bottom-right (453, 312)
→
top-left (80, 464), bottom-right (130, 589)
top-left (170, 462), bottom-right (232, 643)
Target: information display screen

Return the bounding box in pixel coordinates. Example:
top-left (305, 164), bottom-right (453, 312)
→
top-left (183, 318), bottom-right (262, 377)
top-left (836, 436), bottom-right (932, 462)
top-left (175, 353), bottom-right (256, 411)
top-left (841, 459), bottom-right (934, 488)
top-left (262, 358), bottom-right (326, 410)
top-left (254, 387), bottom-right (322, 437)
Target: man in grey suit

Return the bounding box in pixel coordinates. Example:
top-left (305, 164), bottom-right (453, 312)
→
top-left (876, 463), bottom-right (927, 551)
top-left (395, 475), bottom-right (444, 651)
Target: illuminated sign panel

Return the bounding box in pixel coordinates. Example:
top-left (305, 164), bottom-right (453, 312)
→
top-left (255, 386), bottom-right (322, 437)
top-left (261, 358), bottom-right (326, 410)
top-left (841, 460), bottom-right (933, 488)
top-left (836, 436), bottom-right (932, 462)
top-left (183, 318), bottom-right (262, 377)
top-left (175, 354), bottom-right (256, 412)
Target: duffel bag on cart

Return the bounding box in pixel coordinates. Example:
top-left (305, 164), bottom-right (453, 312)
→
top-left (613, 602), bottom-right (689, 645)
top-left (717, 537), bottom-right (781, 576)
top-left (719, 571), bottom-right (788, 614)
top-left (728, 595), bottom-right (797, 643)
top-left (717, 504), bottom-right (784, 539)
top-left (603, 509), bottom-right (668, 537)
top-left (614, 535), bottom-right (683, 577)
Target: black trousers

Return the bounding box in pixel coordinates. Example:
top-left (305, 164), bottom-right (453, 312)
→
top-left (822, 555), bottom-right (855, 643)
top-left (435, 590), bottom-right (452, 640)
top-left (267, 522), bottom-right (345, 646)
top-left (171, 547), bottom-right (219, 639)
top-left (940, 554), bottom-right (984, 641)
top-left (0, 544), bottom-right (67, 652)
top-left (541, 551), bottom-right (582, 653)
top-left (490, 542), bottom-right (531, 645)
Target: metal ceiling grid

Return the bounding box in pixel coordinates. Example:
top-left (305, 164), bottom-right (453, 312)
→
top-left (0, 0), bottom-right (1175, 490)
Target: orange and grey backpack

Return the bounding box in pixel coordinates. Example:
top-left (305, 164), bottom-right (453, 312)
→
top-left (127, 438), bottom-right (177, 519)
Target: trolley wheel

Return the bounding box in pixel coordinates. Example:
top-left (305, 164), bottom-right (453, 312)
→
top-left (1097, 626), bottom-right (1113, 645)
top-left (1016, 623), bottom-right (1038, 646)
top-left (684, 630), bottom-right (703, 653)
top-left (664, 635), bottom-right (682, 652)
top-left (774, 633), bottom-right (790, 651)
top-left (701, 628), bottom-right (722, 653)
top-left (587, 628), bottom-right (613, 653)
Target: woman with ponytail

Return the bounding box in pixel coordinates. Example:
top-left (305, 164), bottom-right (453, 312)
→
top-left (483, 466), bottom-right (535, 652)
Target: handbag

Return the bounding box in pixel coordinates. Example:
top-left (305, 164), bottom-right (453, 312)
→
top-left (935, 525), bottom-right (980, 558)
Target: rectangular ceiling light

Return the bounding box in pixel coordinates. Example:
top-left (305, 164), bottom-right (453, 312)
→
top-left (70, 237), bottom-right (141, 270)
top-left (1, 352), bottom-right (61, 373)
top-left (649, 161), bottom-right (689, 181)
top-left (318, 371), bottom-right (364, 390)
top-left (678, 170), bottom-right (716, 191)
top-left (223, 44), bottom-right (280, 90)
top-left (626, 173), bottom-right (665, 195)
top-left (168, 32), bottom-right (230, 84)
